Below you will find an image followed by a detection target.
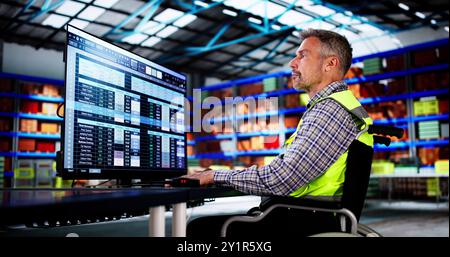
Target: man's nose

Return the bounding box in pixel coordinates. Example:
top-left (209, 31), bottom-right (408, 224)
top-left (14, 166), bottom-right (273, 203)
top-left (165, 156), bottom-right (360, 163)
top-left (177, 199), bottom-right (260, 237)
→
top-left (289, 57), bottom-right (296, 69)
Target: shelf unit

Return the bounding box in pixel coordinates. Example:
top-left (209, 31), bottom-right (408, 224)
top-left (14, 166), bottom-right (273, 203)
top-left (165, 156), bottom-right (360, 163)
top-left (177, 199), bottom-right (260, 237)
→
top-left (0, 72), bottom-right (63, 188)
top-left (187, 38), bottom-right (449, 200)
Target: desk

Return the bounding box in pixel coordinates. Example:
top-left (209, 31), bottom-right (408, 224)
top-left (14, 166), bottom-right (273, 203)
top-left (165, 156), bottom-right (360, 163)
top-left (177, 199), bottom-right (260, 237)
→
top-left (0, 187), bottom-right (242, 237)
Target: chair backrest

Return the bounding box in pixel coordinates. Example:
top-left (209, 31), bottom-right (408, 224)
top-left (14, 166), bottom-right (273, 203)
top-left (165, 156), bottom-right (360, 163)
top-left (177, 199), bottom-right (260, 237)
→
top-left (340, 139), bottom-right (374, 221)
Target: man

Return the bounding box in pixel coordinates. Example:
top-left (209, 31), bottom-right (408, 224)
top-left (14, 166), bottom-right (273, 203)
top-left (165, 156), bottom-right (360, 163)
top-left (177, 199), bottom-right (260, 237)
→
top-left (184, 29), bottom-right (373, 237)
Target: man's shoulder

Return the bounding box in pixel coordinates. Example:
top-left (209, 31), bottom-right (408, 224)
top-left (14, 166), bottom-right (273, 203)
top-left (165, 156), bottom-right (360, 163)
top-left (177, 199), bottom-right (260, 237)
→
top-left (304, 98), bottom-right (355, 126)
top-left (311, 97), bottom-right (349, 114)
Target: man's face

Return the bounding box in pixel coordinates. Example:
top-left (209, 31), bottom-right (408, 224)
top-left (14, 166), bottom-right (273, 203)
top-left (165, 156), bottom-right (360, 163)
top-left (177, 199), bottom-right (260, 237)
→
top-left (289, 37), bottom-right (324, 92)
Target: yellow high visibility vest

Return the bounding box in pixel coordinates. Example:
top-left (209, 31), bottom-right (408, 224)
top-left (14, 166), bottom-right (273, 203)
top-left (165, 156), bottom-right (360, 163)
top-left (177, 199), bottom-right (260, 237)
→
top-left (285, 90), bottom-right (373, 197)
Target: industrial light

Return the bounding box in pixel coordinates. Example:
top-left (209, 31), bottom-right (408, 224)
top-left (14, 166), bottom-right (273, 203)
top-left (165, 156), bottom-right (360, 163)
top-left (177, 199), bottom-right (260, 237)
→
top-left (271, 24), bottom-right (281, 30)
top-left (282, 0), bottom-right (314, 6)
top-left (142, 37), bottom-right (162, 47)
top-left (141, 21), bottom-right (165, 35)
top-left (194, 1), bottom-right (209, 8)
top-left (398, 3), bottom-right (410, 11)
top-left (94, 0), bottom-right (119, 8)
top-left (302, 5), bottom-right (336, 16)
top-left (223, 0), bottom-right (258, 11)
top-left (300, 20), bottom-right (335, 31)
top-left (77, 6), bottom-right (105, 21)
top-left (278, 10), bottom-right (311, 26)
top-left (248, 17), bottom-right (262, 24)
top-left (156, 26), bottom-right (179, 38)
top-left (174, 14), bottom-right (197, 27)
top-left (122, 33), bottom-right (148, 45)
top-left (69, 19), bottom-right (90, 29)
top-left (415, 12), bottom-right (426, 19)
top-left (42, 14), bottom-right (70, 28)
top-left (445, 26), bottom-right (449, 32)
top-left (430, 19), bottom-right (436, 25)
top-left (332, 13), bottom-right (354, 25)
top-left (55, 0), bottom-right (85, 16)
top-left (223, 9), bottom-right (238, 17)
top-left (247, 1), bottom-right (286, 19)
top-left (154, 8), bottom-right (184, 23)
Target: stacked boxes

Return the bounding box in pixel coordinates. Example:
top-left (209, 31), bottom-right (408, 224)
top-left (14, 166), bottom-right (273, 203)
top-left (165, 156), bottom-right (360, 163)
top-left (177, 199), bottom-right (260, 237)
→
top-left (14, 160), bottom-right (34, 187)
top-left (35, 160), bottom-right (55, 187)
top-left (418, 147), bottom-right (440, 166)
top-left (371, 160), bottom-right (395, 175)
top-left (36, 141), bottom-right (55, 152)
top-left (42, 102), bottom-right (59, 115)
top-left (42, 84), bottom-right (60, 97)
top-left (263, 77), bottom-right (278, 92)
top-left (418, 121), bottom-right (440, 139)
top-left (284, 93), bottom-right (300, 108)
top-left (239, 83), bottom-right (263, 96)
top-left (13, 159), bottom-right (55, 188)
top-left (21, 100), bottom-right (39, 113)
top-left (18, 138), bottom-right (36, 151)
top-left (414, 98), bottom-right (439, 116)
top-left (435, 160), bottom-right (449, 175)
top-left (40, 122), bottom-right (59, 133)
top-left (363, 57), bottom-right (383, 75)
top-left (20, 119), bottom-right (38, 132)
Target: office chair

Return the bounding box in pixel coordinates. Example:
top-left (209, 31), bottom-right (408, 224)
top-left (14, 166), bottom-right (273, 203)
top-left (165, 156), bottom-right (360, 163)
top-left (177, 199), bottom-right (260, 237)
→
top-left (220, 125), bottom-right (404, 237)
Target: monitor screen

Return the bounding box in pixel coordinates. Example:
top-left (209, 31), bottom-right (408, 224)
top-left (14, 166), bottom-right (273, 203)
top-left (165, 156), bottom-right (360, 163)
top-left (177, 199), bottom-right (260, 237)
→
top-left (62, 25), bottom-right (187, 180)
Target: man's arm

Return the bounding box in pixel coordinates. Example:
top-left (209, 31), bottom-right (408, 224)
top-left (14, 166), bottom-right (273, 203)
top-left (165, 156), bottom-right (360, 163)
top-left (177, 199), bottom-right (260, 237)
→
top-left (184, 100), bottom-right (358, 195)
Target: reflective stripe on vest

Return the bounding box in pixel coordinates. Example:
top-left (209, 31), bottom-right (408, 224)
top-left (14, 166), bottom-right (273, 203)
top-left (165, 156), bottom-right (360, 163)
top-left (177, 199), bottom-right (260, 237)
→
top-left (285, 90), bottom-right (374, 197)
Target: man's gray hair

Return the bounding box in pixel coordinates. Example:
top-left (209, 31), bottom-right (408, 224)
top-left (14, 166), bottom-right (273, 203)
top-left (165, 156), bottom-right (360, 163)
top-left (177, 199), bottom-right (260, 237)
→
top-left (299, 29), bottom-right (353, 76)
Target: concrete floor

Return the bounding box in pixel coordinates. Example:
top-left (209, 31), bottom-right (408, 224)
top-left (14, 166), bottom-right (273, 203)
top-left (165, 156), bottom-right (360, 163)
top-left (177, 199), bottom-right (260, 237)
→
top-left (1, 196), bottom-right (448, 237)
top-left (360, 200), bottom-right (449, 237)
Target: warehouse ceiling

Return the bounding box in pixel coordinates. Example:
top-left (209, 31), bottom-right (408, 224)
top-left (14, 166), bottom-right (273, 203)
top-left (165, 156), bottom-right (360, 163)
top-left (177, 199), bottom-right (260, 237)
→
top-left (0, 0), bottom-right (448, 80)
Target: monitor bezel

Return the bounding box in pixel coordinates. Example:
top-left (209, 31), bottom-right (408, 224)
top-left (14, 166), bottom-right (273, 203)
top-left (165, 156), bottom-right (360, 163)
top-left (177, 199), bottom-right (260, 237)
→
top-left (61, 25), bottom-right (188, 180)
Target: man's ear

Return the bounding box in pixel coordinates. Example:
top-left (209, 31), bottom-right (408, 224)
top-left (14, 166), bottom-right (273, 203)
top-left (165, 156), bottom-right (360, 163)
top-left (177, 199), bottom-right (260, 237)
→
top-left (324, 56), bottom-right (339, 72)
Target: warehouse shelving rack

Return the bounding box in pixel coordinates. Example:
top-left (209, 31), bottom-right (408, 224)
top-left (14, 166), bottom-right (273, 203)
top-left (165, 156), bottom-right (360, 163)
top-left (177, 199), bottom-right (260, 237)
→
top-left (0, 72), bottom-right (63, 186)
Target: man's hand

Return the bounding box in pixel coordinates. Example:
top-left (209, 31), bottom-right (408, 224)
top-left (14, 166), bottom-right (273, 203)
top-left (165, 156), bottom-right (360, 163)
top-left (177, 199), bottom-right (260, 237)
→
top-left (182, 169), bottom-right (215, 186)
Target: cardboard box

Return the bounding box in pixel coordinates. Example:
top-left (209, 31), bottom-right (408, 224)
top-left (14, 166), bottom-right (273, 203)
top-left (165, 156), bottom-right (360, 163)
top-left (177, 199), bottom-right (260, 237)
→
top-left (435, 160), bottom-right (449, 175)
top-left (42, 103), bottom-right (58, 115)
top-left (284, 93), bottom-right (300, 108)
top-left (21, 83), bottom-right (40, 95)
top-left (414, 99), bottom-right (439, 116)
top-left (371, 160), bottom-right (395, 175)
top-left (21, 100), bottom-right (39, 113)
top-left (36, 141), bottom-right (55, 152)
top-left (20, 119), bottom-right (38, 132)
top-left (263, 77), bottom-right (278, 92)
top-left (42, 84), bottom-right (60, 97)
top-left (418, 147), bottom-right (440, 166)
top-left (237, 140), bottom-right (251, 151)
top-left (284, 116), bottom-right (300, 128)
top-left (18, 139), bottom-right (36, 151)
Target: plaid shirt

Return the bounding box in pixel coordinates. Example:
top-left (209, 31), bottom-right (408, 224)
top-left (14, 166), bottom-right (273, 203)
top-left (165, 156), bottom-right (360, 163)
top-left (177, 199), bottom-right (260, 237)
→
top-left (213, 80), bottom-right (358, 196)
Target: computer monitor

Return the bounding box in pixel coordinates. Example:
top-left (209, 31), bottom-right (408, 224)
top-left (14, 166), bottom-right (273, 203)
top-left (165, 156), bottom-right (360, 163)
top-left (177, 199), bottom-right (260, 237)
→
top-left (61, 25), bottom-right (187, 180)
